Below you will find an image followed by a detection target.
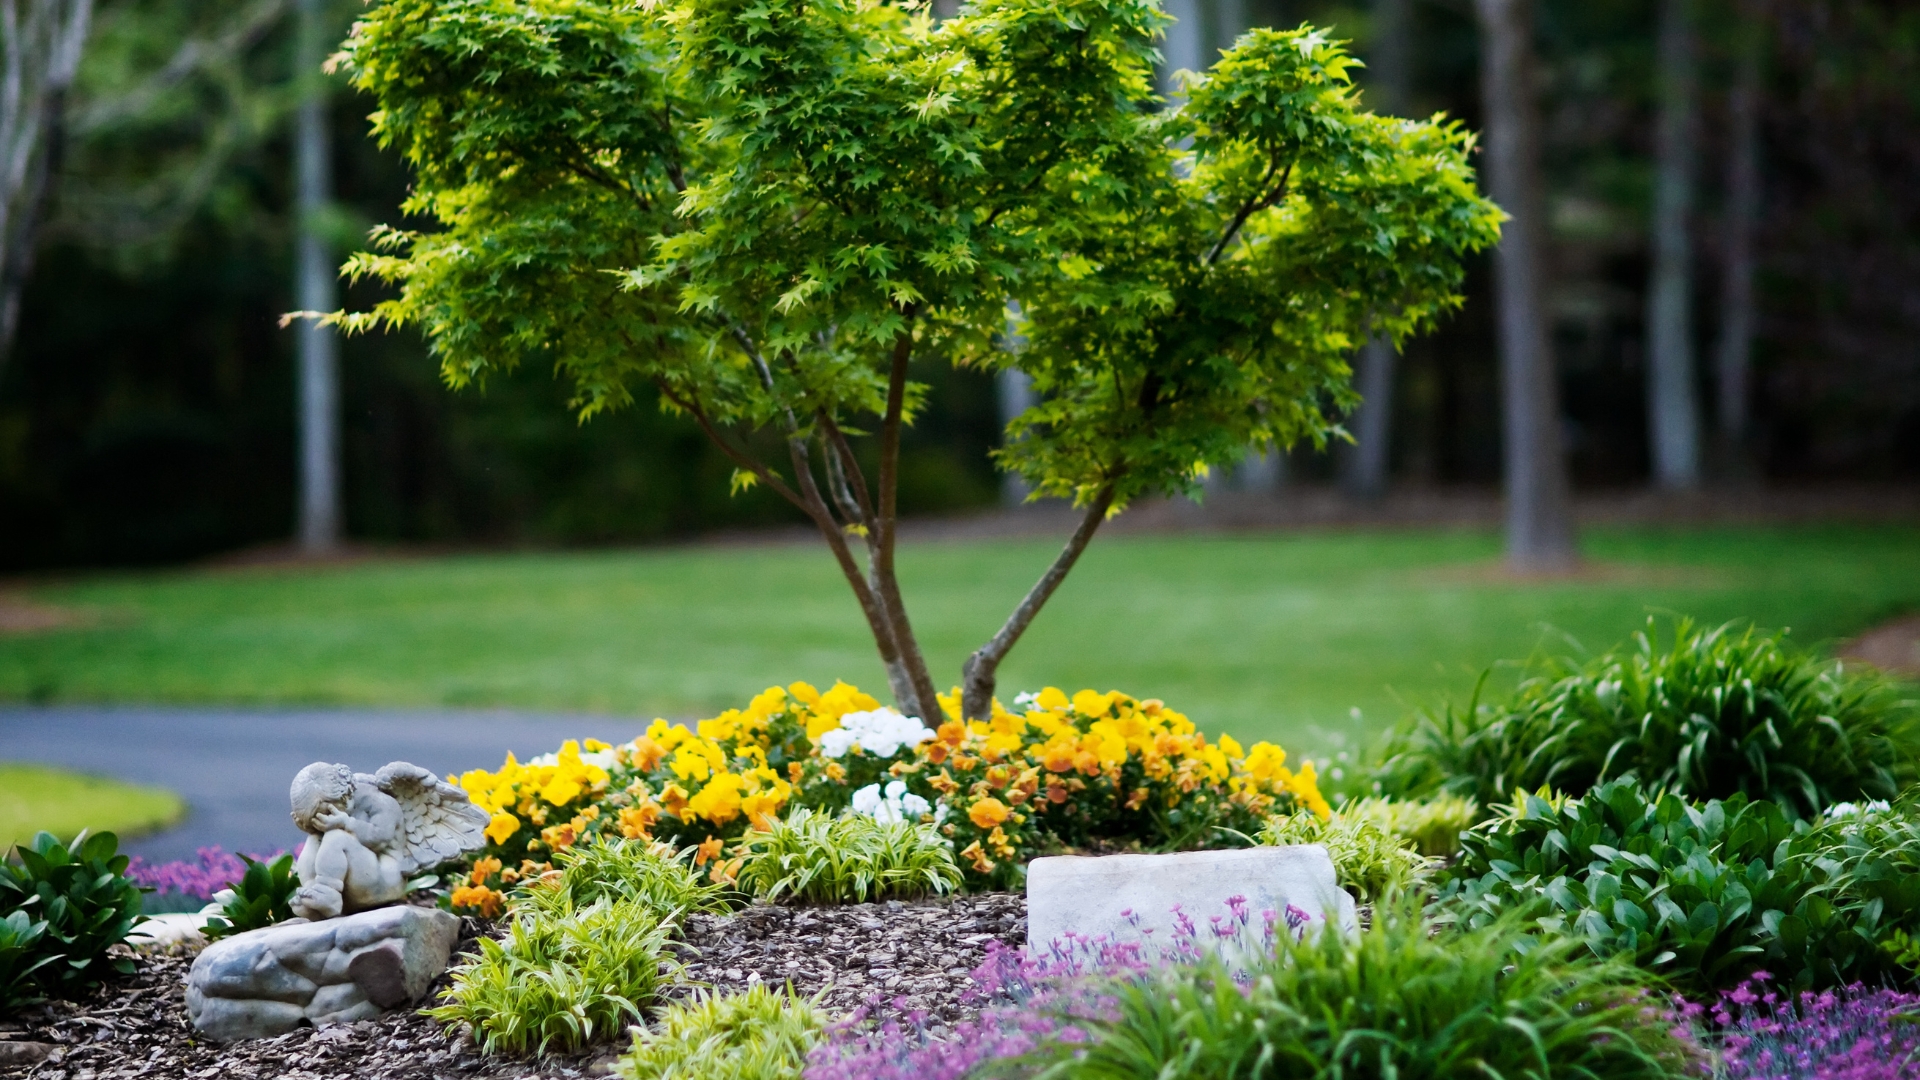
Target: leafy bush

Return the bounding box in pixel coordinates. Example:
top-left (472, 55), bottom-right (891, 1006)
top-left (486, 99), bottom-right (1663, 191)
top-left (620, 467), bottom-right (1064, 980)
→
top-left (1441, 779), bottom-right (1920, 990)
top-left (1374, 619), bottom-right (1920, 819)
top-left (450, 682), bottom-right (1327, 899)
top-left (1339, 793), bottom-right (1483, 857)
top-left (617, 984), bottom-right (823, 1080)
top-left (0, 910), bottom-right (56, 1014)
top-left (728, 810), bottom-right (963, 904)
top-left (201, 853), bottom-right (298, 940)
top-left (0, 830), bottom-right (143, 997)
top-left (1256, 809), bottom-right (1432, 903)
top-left (1700, 974), bottom-right (1920, 1080)
top-left (1019, 902), bottom-right (1697, 1080)
top-left (426, 898), bottom-right (677, 1055)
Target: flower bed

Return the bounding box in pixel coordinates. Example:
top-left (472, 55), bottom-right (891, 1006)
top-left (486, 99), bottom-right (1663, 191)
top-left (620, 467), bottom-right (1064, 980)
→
top-left (446, 682), bottom-right (1327, 908)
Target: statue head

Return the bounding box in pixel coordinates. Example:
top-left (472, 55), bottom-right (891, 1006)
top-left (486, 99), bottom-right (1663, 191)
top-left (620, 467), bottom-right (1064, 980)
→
top-left (290, 762), bottom-right (355, 834)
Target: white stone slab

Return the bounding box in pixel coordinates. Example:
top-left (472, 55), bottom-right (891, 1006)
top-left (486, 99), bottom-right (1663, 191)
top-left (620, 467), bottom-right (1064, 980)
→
top-left (1025, 845), bottom-right (1356, 963)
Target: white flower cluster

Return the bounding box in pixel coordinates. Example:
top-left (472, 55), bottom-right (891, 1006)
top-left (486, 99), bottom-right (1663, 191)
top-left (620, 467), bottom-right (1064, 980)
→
top-left (817, 707), bottom-right (936, 759)
top-left (1824, 799), bottom-right (1892, 820)
top-left (851, 780), bottom-right (933, 824)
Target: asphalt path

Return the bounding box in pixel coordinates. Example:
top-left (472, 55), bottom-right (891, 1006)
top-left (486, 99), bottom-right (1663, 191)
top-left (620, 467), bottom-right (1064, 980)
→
top-left (0, 706), bottom-right (654, 862)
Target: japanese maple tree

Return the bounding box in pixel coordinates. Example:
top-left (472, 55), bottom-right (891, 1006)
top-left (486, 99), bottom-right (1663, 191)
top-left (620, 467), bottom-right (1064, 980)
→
top-left (334, 0), bottom-right (1500, 720)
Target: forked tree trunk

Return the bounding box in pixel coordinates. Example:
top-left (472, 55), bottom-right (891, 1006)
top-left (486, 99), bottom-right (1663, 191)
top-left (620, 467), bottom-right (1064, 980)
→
top-left (1645, 0), bottom-right (1702, 489)
top-left (1341, 0), bottom-right (1412, 500)
top-left (1475, 0), bottom-right (1576, 571)
top-left (294, 0), bottom-right (340, 553)
top-left (1714, 0), bottom-right (1764, 462)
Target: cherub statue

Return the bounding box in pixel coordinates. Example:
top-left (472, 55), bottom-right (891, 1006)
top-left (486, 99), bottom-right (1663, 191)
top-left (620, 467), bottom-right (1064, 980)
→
top-left (288, 761), bottom-right (490, 921)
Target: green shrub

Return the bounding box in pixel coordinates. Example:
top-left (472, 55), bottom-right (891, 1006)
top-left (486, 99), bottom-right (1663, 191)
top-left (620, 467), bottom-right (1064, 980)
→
top-left (617, 984), bottom-right (824, 1080)
top-left (732, 810), bottom-right (962, 904)
top-left (516, 838), bottom-right (732, 921)
top-left (426, 899), bottom-right (677, 1055)
top-left (1374, 619), bottom-right (1920, 819)
top-left (1789, 797), bottom-right (1920, 979)
top-left (1338, 794), bottom-right (1482, 858)
top-left (1256, 809), bottom-right (1431, 903)
top-left (201, 853), bottom-right (298, 940)
top-left (1023, 901), bottom-right (1697, 1080)
top-left (1440, 778), bottom-right (1920, 990)
top-left (0, 830), bottom-right (143, 997)
top-left (0, 910), bottom-right (57, 1014)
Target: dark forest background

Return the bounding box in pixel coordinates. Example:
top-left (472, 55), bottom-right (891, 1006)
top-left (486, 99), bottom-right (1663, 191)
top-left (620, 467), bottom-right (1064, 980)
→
top-left (1, 0), bottom-right (1915, 570)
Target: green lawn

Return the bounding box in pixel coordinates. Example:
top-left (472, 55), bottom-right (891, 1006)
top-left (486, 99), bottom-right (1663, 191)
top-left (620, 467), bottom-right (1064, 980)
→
top-left (0, 763), bottom-right (184, 852)
top-left (1, 524), bottom-right (1914, 757)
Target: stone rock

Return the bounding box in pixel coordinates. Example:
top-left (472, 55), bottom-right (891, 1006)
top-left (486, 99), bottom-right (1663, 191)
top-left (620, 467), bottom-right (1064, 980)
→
top-left (186, 905), bottom-right (460, 1042)
top-left (0, 1040), bottom-right (55, 1066)
top-left (1025, 845), bottom-right (1357, 962)
top-left (127, 909), bottom-right (217, 949)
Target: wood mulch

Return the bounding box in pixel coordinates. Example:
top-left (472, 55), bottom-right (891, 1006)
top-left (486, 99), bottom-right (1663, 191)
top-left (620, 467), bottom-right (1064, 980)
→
top-left (0, 893), bottom-right (1026, 1080)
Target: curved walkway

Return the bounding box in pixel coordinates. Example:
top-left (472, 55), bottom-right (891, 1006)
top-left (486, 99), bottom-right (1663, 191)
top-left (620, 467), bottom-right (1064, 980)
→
top-left (0, 706), bottom-right (652, 861)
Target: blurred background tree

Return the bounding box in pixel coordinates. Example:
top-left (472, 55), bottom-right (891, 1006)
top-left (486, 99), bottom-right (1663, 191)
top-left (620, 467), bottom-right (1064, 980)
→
top-left (0, 0), bottom-right (1914, 571)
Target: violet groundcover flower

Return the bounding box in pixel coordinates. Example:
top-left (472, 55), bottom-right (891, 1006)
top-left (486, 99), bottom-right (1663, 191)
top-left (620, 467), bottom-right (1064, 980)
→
top-left (805, 897), bottom-right (1307, 1080)
top-left (1707, 972), bottom-right (1920, 1080)
top-left (126, 846), bottom-right (287, 901)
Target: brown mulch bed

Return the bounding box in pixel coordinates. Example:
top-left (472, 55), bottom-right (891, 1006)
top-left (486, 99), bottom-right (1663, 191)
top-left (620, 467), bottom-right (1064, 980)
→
top-left (0, 893), bottom-right (1026, 1080)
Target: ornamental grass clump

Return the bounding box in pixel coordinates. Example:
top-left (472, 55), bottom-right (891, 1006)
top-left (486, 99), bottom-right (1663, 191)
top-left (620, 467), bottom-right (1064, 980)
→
top-left (426, 898), bottom-right (677, 1056)
top-left (729, 809), bottom-right (963, 904)
top-left (499, 837), bottom-right (732, 923)
top-left (618, 984), bottom-right (825, 1080)
top-left (1015, 902), bottom-right (1698, 1080)
top-left (1374, 618), bottom-right (1920, 818)
top-left (1339, 793), bottom-right (1483, 857)
top-left (1256, 807), bottom-right (1432, 903)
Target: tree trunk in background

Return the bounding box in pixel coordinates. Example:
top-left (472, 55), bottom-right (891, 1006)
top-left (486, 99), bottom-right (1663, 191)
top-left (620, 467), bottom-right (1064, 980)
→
top-left (1475, 0), bottom-right (1576, 571)
top-left (0, 0), bottom-right (93, 380)
top-left (1646, 0), bottom-right (1702, 489)
top-left (294, 0), bottom-right (339, 553)
top-left (1341, 0), bottom-right (1412, 500)
top-left (1714, 0), bottom-right (1764, 465)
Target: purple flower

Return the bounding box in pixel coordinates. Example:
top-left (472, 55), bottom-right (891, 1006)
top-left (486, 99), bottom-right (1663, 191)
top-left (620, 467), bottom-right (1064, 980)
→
top-left (126, 846), bottom-right (287, 900)
top-left (1709, 976), bottom-right (1920, 1080)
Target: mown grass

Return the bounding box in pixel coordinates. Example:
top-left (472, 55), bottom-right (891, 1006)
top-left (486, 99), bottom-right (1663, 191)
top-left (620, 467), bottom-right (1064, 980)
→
top-left (0, 524), bottom-right (1913, 753)
top-left (0, 763), bottom-right (183, 851)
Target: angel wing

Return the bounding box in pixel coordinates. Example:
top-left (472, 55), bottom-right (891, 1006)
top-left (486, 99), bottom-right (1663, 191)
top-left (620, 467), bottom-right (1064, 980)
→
top-left (373, 761), bottom-right (492, 876)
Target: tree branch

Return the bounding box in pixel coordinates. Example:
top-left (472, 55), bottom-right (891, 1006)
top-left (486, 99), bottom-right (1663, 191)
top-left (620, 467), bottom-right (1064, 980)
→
top-left (1204, 159), bottom-right (1292, 267)
top-left (652, 378), bottom-right (807, 512)
top-left (961, 482), bottom-right (1117, 720)
top-left (869, 319), bottom-right (941, 719)
top-left (726, 322), bottom-right (925, 708)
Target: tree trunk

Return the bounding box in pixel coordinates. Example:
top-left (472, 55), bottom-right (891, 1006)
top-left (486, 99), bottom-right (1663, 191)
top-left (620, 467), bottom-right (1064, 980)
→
top-left (0, 0), bottom-right (93, 380)
top-left (1341, 0), bottom-right (1411, 500)
top-left (1714, 0), bottom-right (1764, 463)
top-left (1474, 0), bottom-right (1576, 571)
top-left (294, 0), bottom-right (340, 553)
top-left (1646, 0), bottom-right (1702, 489)
top-left (962, 485), bottom-right (1114, 721)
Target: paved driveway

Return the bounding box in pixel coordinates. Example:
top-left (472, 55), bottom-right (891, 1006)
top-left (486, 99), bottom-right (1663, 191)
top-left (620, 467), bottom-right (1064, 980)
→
top-left (0, 706), bottom-right (653, 861)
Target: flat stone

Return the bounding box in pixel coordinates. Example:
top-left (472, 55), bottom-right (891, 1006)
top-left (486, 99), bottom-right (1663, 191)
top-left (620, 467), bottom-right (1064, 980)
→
top-left (186, 905), bottom-right (461, 1041)
top-left (1025, 845), bottom-right (1357, 963)
top-left (0, 1040), bottom-right (55, 1066)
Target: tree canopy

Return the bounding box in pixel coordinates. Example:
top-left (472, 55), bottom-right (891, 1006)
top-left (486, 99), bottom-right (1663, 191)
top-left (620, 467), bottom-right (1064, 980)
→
top-left (333, 0), bottom-right (1500, 719)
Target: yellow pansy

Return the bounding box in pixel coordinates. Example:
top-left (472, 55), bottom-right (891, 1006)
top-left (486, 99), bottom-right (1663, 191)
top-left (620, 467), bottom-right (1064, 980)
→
top-left (486, 812), bottom-right (520, 845)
